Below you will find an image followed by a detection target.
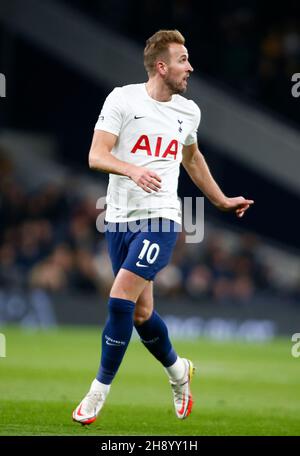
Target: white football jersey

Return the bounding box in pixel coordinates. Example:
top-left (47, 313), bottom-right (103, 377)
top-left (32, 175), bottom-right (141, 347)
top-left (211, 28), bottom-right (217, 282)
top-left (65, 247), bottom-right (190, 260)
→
top-left (95, 83), bottom-right (201, 224)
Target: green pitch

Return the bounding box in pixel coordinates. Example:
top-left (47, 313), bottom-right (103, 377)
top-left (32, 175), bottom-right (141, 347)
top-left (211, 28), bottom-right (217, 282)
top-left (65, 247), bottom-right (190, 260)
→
top-left (0, 326), bottom-right (299, 436)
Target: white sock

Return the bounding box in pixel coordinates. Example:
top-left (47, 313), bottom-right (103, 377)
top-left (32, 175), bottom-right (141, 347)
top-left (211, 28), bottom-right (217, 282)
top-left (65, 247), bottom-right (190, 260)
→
top-left (90, 378), bottom-right (111, 395)
top-left (165, 357), bottom-right (186, 382)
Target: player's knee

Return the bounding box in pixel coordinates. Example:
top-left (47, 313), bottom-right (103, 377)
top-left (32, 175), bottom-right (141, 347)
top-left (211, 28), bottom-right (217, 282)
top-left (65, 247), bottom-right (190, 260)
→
top-left (110, 283), bottom-right (138, 302)
top-left (133, 308), bottom-right (152, 326)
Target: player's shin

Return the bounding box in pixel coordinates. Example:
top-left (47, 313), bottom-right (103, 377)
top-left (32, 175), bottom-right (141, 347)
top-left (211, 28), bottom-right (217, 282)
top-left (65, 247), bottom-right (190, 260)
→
top-left (97, 297), bottom-right (135, 384)
top-left (134, 310), bottom-right (178, 368)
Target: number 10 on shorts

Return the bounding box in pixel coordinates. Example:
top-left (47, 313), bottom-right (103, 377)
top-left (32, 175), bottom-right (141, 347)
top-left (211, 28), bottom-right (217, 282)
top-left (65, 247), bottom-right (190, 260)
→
top-left (138, 240), bottom-right (160, 264)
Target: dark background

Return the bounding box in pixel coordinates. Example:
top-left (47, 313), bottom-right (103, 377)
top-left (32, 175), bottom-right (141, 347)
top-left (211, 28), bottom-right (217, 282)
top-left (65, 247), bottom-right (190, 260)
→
top-left (0, 0), bottom-right (299, 323)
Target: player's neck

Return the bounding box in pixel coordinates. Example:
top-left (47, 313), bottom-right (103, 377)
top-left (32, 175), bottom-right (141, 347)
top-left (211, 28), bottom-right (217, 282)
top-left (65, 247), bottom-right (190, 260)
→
top-left (145, 79), bottom-right (173, 102)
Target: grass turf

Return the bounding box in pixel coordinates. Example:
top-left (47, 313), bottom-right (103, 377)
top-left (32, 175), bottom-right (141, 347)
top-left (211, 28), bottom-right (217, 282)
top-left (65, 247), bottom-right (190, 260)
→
top-left (0, 326), bottom-right (299, 436)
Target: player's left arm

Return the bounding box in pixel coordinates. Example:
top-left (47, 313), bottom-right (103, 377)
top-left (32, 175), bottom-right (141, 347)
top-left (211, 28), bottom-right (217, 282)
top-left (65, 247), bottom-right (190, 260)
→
top-left (182, 142), bottom-right (254, 218)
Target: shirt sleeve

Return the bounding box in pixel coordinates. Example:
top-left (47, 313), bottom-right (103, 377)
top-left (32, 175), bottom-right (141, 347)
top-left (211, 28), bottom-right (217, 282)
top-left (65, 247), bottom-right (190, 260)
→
top-left (94, 87), bottom-right (125, 136)
top-left (184, 103), bottom-right (201, 146)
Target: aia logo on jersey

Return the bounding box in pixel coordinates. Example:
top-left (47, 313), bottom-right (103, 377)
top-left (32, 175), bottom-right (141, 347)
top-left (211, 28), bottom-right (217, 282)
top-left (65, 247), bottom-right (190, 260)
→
top-left (131, 135), bottom-right (178, 160)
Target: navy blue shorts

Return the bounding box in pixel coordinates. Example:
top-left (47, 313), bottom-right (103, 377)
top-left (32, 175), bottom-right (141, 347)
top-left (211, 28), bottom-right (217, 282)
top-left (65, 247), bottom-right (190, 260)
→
top-left (105, 218), bottom-right (180, 280)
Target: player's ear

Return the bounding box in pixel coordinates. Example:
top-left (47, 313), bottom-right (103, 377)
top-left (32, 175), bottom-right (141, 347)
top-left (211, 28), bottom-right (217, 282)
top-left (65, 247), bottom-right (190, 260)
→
top-left (156, 60), bottom-right (167, 76)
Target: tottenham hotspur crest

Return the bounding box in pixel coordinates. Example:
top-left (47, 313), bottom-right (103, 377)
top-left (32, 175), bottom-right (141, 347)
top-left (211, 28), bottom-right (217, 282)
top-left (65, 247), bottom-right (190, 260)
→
top-left (178, 119), bottom-right (183, 133)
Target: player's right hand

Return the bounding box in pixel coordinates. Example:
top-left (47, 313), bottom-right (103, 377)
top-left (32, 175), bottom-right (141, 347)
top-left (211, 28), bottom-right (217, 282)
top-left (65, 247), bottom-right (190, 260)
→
top-left (129, 166), bottom-right (162, 193)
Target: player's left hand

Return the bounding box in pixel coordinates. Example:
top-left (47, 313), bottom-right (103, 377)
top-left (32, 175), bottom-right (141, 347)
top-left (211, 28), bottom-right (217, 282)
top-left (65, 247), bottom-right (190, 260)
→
top-left (219, 196), bottom-right (254, 218)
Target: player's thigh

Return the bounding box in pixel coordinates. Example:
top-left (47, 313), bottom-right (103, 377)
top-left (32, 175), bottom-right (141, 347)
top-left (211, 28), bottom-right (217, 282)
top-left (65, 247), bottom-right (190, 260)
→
top-left (110, 268), bottom-right (149, 303)
top-left (105, 223), bottom-right (129, 276)
top-left (121, 219), bottom-right (179, 281)
top-left (134, 281), bottom-right (154, 324)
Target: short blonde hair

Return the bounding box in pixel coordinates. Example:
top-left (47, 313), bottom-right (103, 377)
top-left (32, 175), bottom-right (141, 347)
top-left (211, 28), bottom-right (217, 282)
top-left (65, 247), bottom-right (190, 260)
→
top-left (144, 29), bottom-right (185, 75)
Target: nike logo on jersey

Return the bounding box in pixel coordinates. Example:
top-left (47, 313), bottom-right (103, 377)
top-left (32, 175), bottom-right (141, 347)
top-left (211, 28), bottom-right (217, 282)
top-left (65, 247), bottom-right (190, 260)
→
top-left (136, 261), bottom-right (149, 268)
top-left (134, 115), bottom-right (145, 119)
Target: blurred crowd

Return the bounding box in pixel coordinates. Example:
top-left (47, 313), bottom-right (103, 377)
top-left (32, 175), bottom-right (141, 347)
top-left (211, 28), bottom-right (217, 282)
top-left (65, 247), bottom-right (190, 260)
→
top-left (69, 0), bottom-right (300, 124)
top-left (0, 152), bottom-right (105, 296)
top-left (155, 227), bottom-right (300, 304)
top-left (1, 151), bottom-right (299, 306)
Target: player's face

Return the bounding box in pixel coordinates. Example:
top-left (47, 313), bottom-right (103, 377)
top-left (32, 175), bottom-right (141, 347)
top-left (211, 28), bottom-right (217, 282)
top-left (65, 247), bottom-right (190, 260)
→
top-left (164, 44), bottom-right (193, 94)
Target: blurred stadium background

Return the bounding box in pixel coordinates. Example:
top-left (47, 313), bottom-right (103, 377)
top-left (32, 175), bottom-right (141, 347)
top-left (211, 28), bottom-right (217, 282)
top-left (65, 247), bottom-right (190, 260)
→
top-left (0, 0), bottom-right (300, 437)
top-left (0, 0), bottom-right (300, 337)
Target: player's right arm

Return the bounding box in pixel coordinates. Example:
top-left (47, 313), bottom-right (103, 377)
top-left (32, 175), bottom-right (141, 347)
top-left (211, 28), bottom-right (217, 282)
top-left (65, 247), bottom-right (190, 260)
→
top-left (88, 130), bottom-right (161, 193)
